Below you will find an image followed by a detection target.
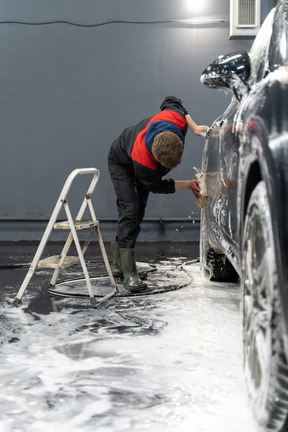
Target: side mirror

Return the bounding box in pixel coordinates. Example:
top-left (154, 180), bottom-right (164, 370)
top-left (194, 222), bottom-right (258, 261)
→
top-left (200, 51), bottom-right (251, 101)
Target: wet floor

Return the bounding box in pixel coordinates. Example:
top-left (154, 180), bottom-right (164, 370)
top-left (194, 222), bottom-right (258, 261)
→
top-left (0, 242), bottom-right (261, 432)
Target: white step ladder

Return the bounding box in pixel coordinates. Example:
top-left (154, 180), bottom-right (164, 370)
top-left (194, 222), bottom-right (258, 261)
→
top-left (14, 168), bottom-right (117, 307)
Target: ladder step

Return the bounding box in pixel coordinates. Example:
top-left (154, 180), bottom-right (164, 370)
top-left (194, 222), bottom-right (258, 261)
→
top-left (37, 255), bottom-right (80, 269)
top-left (54, 219), bottom-right (99, 230)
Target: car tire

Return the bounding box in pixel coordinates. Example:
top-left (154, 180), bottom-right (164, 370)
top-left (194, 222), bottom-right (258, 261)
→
top-left (242, 181), bottom-right (288, 431)
top-left (200, 210), bottom-right (238, 282)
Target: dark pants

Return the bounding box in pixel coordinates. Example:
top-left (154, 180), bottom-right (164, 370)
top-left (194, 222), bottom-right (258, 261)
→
top-left (108, 155), bottom-right (149, 249)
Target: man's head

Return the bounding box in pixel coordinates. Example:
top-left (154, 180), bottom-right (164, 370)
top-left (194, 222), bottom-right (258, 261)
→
top-left (152, 131), bottom-right (183, 169)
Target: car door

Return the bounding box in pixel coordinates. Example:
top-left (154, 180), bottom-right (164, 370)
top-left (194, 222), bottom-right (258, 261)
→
top-left (203, 96), bottom-right (240, 254)
top-left (203, 8), bottom-right (275, 256)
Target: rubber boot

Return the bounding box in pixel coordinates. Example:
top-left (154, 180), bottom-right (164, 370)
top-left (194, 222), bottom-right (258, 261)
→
top-left (110, 241), bottom-right (123, 278)
top-left (119, 248), bottom-right (148, 292)
top-left (111, 242), bottom-right (148, 280)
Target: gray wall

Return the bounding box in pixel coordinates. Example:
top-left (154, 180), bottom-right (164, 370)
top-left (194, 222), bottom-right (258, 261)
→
top-left (0, 0), bottom-right (276, 241)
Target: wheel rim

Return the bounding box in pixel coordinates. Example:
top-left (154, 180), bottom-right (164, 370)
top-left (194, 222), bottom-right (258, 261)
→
top-left (243, 190), bottom-right (276, 422)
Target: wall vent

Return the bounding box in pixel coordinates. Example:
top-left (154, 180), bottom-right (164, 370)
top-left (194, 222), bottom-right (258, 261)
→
top-left (229, 0), bottom-right (261, 39)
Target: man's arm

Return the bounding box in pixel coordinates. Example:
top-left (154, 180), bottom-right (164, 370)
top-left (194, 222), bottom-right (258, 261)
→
top-left (160, 96), bottom-right (208, 137)
top-left (185, 114), bottom-right (209, 137)
top-left (174, 179), bottom-right (200, 199)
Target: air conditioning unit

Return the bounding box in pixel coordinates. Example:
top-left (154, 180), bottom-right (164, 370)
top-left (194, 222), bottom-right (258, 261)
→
top-left (229, 0), bottom-right (261, 39)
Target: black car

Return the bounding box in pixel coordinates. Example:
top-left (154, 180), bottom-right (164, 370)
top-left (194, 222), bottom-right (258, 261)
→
top-left (200, 1), bottom-right (288, 431)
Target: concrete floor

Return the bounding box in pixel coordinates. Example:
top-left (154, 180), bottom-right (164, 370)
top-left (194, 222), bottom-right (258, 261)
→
top-left (0, 241), bottom-right (261, 432)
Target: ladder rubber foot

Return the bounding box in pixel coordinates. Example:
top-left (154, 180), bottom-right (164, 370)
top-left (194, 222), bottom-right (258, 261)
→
top-left (90, 297), bottom-right (99, 308)
top-left (13, 298), bottom-right (22, 307)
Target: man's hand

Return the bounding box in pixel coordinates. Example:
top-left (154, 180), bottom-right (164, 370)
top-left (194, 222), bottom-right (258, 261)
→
top-left (190, 179), bottom-right (200, 198)
top-left (193, 125), bottom-right (209, 137)
top-left (174, 179), bottom-right (200, 199)
top-left (185, 114), bottom-right (209, 138)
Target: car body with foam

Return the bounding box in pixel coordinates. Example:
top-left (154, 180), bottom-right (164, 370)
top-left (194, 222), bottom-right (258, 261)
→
top-left (199, 1), bottom-right (288, 430)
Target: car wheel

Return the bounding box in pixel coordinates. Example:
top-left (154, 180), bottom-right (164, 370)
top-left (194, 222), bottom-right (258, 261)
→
top-left (242, 181), bottom-right (288, 431)
top-left (200, 210), bottom-right (238, 282)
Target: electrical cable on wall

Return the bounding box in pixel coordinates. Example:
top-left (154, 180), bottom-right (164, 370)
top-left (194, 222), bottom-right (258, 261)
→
top-left (0, 18), bottom-right (229, 27)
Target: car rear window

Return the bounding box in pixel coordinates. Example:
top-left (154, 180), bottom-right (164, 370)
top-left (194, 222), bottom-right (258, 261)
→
top-left (249, 8), bottom-right (275, 85)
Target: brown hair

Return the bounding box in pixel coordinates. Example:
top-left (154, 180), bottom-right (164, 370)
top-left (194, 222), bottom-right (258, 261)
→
top-left (152, 131), bottom-right (183, 169)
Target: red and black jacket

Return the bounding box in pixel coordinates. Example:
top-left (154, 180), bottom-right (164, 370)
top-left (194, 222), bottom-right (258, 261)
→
top-left (109, 96), bottom-right (188, 194)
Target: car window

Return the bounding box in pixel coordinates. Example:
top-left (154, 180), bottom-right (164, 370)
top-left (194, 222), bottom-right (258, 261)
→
top-left (249, 8), bottom-right (275, 85)
top-left (268, 2), bottom-right (288, 70)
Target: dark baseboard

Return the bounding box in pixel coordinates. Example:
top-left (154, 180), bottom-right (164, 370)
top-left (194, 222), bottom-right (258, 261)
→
top-left (0, 218), bottom-right (200, 243)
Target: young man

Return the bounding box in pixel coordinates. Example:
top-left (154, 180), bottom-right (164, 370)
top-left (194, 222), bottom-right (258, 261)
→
top-left (108, 96), bottom-right (208, 292)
